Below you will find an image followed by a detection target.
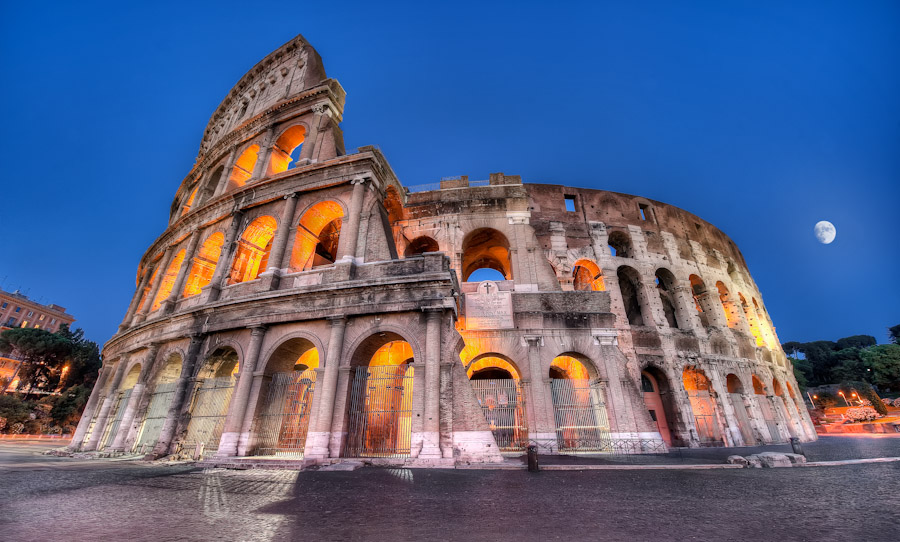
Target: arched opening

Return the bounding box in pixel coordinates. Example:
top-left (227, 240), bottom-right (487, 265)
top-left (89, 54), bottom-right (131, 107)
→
top-left (770, 377), bottom-right (797, 439)
top-left (607, 230), bottom-right (632, 258)
top-left (753, 374), bottom-right (782, 442)
top-left (134, 266), bottom-right (159, 315)
top-left (290, 201), bottom-right (344, 271)
top-left (180, 186), bottom-right (198, 217)
top-left (467, 355), bottom-right (527, 451)
top-left (739, 293), bottom-right (765, 347)
top-left (753, 298), bottom-right (775, 349)
top-left (550, 354), bottom-right (610, 452)
top-left (151, 249), bottom-right (186, 311)
top-left (99, 363), bottom-right (142, 450)
top-left (682, 367), bottom-right (723, 445)
top-left (655, 268), bottom-right (680, 329)
top-left (182, 347), bottom-right (239, 458)
top-left (198, 165), bottom-right (224, 206)
top-left (640, 368), bottom-right (677, 446)
top-left (267, 125), bottom-right (306, 175)
top-left (253, 337), bottom-right (320, 457)
top-left (229, 216), bottom-right (277, 284)
top-left (461, 228), bottom-right (512, 281)
top-left (404, 236), bottom-right (439, 258)
top-left (183, 232), bottom-right (225, 297)
top-left (572, 259), bottom-right (605, 291)
top-left (725, 374), bottom-right (756, 445)
top-left (227, 144), bottom-right (260, 191)
top-left (716, 282), bottom-right (741, 329)
top-left (689, 275), bottom-right (712, 328)
top-left (344, 334), bottom-right (414, 457)
top-left (617, 266), bottom-right (645, 326)
top-left (133, 353), bottom-right (183, 454)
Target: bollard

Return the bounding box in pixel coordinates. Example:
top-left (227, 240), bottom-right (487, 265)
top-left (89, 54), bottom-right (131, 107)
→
top-left (789, 437), bottom-right (805, 457)
top-left (526, 445), bottom-right (539, 472)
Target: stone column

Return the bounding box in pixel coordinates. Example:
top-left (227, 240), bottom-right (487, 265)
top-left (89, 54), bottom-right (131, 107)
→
top-left (304, 316), bottom-right (347, 459)
top-left (335, 178), bottom-right (367, 261)
top-left (706, 370), bottom-right (741, 447)
top-left (524, 336), bottom-right (555, 446)
top-left (250, 129), bottom-right (276, 183)
top-left (160, 232), bottom-right (201, 315)
top-left (697, 291), bottom-right (725, 328)
top-left (203, 210), bottom-right (245, 303)
top-left (673, 285), bottom-right (701, 331)
top-left (133, 246), bottom-right (176, 325)
top-left (216, 326), bottom-right (267, 457)
top-left (212, 149), bottom-right (238, 197)
top-left (118, 270), bottom-right (154, 332)
top-left (108, 344), bottom-right (161, 451)
top-left (419, 309), bottom-right (443, 459)
top-left (259, 193), bottom-right (299, 290)
top-left (237, 370), bottom-right (271, 456)
top-left (299, 104), bottom-right (327, 162)
top-left (84, 355), bottom-right (131, 451)
top-left (151, 334), bottom-right (205, 458)
top-left (68, 365), bottom-right (113, 450)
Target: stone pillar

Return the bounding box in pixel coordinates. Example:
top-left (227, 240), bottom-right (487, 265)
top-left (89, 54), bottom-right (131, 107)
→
top-left (335, 178), bottom-right (367, 261)
top-left (419, 309), bottom-right (443, 459)
top-left (133, 246), bottom-right (175, 325)
top-left (673, 285), bottom-right (702, 331)
top-left (212, 149), bottom-right (238, 197)
top-left (84, 355), bottom-right (131, 451)
top-left (68, 365), bottom-right (113, 450)
top-left (304, 316), bottom-right (347, 459)
top-left (160, 232), bottom-right (201, 315)
top-left (118, 270), bottom-right (153, 333)
top-left (108, 344), bottom-right (161, 451)
top-left (259, 193), bottom-right (299, 290)
top-left (250, 129), bottom-right (276, 183)
top-left (524, 336), bottom-right (555, 445)
top-left (237, 370), bottom-right (271, 456)
top-left (707, 370), bottom-right (741, 447)
top-left (217, 326), bottom-right (267, 457)
top-left (203, 210), bottom-right (245, 303)
top-left (151, 334), bottom-right (205, 458)
top-left (299, 104), bottom-right (327, 162)
top-left (697, 291), bottom-right (725, 328)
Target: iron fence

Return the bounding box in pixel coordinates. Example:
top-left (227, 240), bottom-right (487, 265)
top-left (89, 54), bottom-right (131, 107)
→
top-left (132, 382), bottom-right (176, 454)
top-left (344, 365), bottom-right (413, 458)
top-left (253, 369), bottom-right (317, 457)
top-left (550, 379), bottom-right (611, 452)
top-left (98, 389), bottom-right (132, 450)
top-left (180, 377), bottom-right (235, 458)
top-left (470, 379), bottom-right (528, 451)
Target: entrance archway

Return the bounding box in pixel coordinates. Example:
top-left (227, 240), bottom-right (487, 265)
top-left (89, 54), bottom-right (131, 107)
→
top-left (640, 367), bottom-right (676, 446)
top-left (133, 353), bottom-right (182, 454)
top-left (753, 375), bottom-right (782, 442)
top-left (549, 355), bottom-right (610, 452)
top-left (726, 374), bottom-right (756, 445)
top-left (253, 338), bottom-right (320, 457)
top-left (181, 347), bottom-right (239, 458)
top-left (682, 367), bottom-right (724, 445)
top-left (98, 363), bottom-right (142, 450)
top-left (344, 335), bottom-right (414, 457)
top-left (467, 355), bottom-right (527, 451)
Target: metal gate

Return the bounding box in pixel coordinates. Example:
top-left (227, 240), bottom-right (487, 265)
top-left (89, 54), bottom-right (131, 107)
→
top-left (686, 389), bottom-right (723, 444)
top-left (132, 382), bottom-right (177, 454)
top-left (181, 377), bottom-right (235, 457)
top-left (253, 369), bottom-right (317, 456)
top-left (728, 393), bottom-right (757, 445)
top-left (470, 379), bottom-right (528, 451)
top-left (344, 365), bottom-right (413, 457)
top-left (758, 398), bottom-right (782, 442)
top-left (80, 409), bottom-right (101, 448)
top-left (98, 389), bottom-right (132, 450)
top-left (551, 379), bottom-right (611, 452)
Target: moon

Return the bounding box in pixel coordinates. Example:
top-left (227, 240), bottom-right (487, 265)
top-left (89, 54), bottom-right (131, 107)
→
top-left (814, 221), bottom-right (836, 244)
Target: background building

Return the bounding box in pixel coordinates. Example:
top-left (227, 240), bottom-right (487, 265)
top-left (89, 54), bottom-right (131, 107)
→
top-left (69, 35), bottom-right (814, 465)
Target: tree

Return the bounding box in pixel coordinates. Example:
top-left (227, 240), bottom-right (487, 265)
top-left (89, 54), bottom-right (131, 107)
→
top-left (790, 357), bottom-right (811, 390)
top-left (56, 325), bottom-right (102, 389)
top-left (861, 344), bottom-right (900, 391)
top-left (889, 324), bottom-right (900, 345)
top-left (836, 335), bottom-right (877, 351)
top-left (0, 328), bottom-right (73, 396)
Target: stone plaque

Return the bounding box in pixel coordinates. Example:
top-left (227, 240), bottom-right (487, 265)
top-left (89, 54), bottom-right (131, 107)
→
top-left (465, 281), bottom-right (514, 330)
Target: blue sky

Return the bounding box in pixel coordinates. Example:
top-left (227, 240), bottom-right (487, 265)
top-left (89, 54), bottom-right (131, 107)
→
top-left (1, 1), bottom-right (897, 345)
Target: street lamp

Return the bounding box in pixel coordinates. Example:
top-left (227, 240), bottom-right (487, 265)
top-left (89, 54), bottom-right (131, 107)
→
top-left (838, 391), bottom-right (850, 407)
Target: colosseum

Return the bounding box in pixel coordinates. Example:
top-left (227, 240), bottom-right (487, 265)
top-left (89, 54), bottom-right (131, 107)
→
top-left (70, 35), bottom-right (815, 466)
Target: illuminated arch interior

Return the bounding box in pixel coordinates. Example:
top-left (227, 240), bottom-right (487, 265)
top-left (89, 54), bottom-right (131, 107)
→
top-left (572, 259), bottom-right (605, 291)
top-left (550, 355), bottom-right (591, 380)
top-left (405, 236), bottom-right (439, 258)
top-left (682, 367), bottom-right (713, 391)
top-left (151, 249), bottom-right (186, 311)
top-left (752, 375), bottom-right (767, 395)
top-left (290, 201), bottom-right (343, 271)
top-left (267, 125), bottom-right (306, 175)
top-left (739, 293), bottom-right (765, 347)
top-left (183, 232), bottom-right (224, 297)
top-left (228, 144), bottom-right (260, 190)
top-left (230, 216), bottom-right (277, 284)
top-left (135, 266), bottom-right (159, 314)
top-left (726, 373), bottom-right (744, 394)
top-left (264, 337), bottom-right (320, 375)
top-left (461, 228), bottom-right (512, 281)
top-left (716, 281), bottom-right (741, 329)
top-left (772, 378), bottom-right (784, 397)
top-left (467, 356), bottom-right (521, 380)
top-left (180, 186), bottom-right (198, 217)
top-left (120, 364), bottom-right (142, 390)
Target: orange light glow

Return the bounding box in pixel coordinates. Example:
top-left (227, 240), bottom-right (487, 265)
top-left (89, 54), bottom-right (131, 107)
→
top-left (151, 249), bottom-right (186, 311)
top-left (370, 341), bottom-right (414, 367)
top-left (183, 232), bottom-right (224, 297)
top-left (467, 356), bottom-right (520, 380)
top-left (550, 355), bottom-right (591, 380)
top-left (289, 201), bottom-right (344, 271)
top-left (572, 259), bottom-right (605, 291)
top-left (229, 216), bottom-right (277, 284)
top-left (228, 144), bottom-right (260, 189)
top-left (181, 186), bottom-right (198, 216)
top-left (267, 125), bottom-right (306, 175)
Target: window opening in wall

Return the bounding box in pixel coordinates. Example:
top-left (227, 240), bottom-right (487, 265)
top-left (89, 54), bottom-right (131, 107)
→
top-left (607, 231), bottom-right (632, 258)
top-left (15, 307), bottom-right (20, 313)
top-left (1, 302), bottom-right (6, 309)
top-left (694, 223), bottom-right (702, 232)
top-left (639, 204), bottom-right (649, 221)
top-left (564, 195), bottom-right (576, 212)
top-left (461, 228), bottom-right (512, 281)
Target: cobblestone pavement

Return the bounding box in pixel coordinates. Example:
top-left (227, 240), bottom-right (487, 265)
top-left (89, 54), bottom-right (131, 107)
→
top-left (1, 439), bottom-right (897, 542)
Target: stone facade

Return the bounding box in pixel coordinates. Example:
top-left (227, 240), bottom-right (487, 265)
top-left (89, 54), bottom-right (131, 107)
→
top-left (70, 35), bottom-right (815, 465)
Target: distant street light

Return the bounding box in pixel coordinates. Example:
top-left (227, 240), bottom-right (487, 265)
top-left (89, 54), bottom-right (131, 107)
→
top-left (838, 391), bottom-right (850, 407)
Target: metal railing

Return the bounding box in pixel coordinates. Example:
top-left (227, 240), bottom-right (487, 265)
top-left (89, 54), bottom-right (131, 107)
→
top-left (180, 377), bottom-right (235, 458)
top-left (471, 379), bottom-right (529, 451)
top-left (132, 382), bottom-right (176, 454)
top-left (551, 379), bottom-right (611, 452)
top-left (344, 365), bottom-right (414, 458)
top-left (253, 370), bottom-right (316, 457)
top-left (98, 389), bottom-right (132, 450)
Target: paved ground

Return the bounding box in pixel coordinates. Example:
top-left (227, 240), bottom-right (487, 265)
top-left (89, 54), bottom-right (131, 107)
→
top-left (0, 438), bottom-right (898, 542)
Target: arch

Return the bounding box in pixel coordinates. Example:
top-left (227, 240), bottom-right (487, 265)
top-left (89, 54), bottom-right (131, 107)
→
top-left (261, 336), bottom-right (320, 375)
top-left (151, 249), bottom-right (186, 311)
top-left (467, 353), bottom-right (527, 451)
top-left (229, 216), bottom-right (277, 284)
top-left (752, 374), bottom-right (782, 441)
top-left (725, 373), bottom-right (756, 445)
top-left (404, 236), bottom-right (439, 258)
top-left (617, 265), bottom-right (645, 326)
top-left (180, 186), bottom-right (199, 217)
top-left (290, 200), bottom-right (344, 271)
top-left (572, 259), bottom-right (605, 291)
top-left (120, 363), bottom-right (142, 390)
top-left (752, 298), bottom-right (775, 349)
top-left (726, 374), bottom-right (744, 394)
top-left (640, 366), bottom-right (676, 446)
top-left (751, 375), bottom-right (767, 395)
top-left (607, 230), bottom-right (632, 258)
top-left (182, 346), bottom-right (239, 457)
top-left (716, 281), bottom-right (741, 329)
top-left (689, 275), bottom-right (710, 328)
top-left (739, 293), bottom-right (765, 347)
top-left (198, 346), bottom-right (240, 378)
top-left (772, 378), bottom-right (784, 397)
top-left (550, 354), bottom-right (595, 380)
top-left (156, 352), bottom-right (183, 384)
top-left (183, 232), bottom-right (225, 297)
top-left (682, 366), bottom-right (723, 444)
top-left (198, 165), bottom-right (225, 206)
top-left (267, 125), bottom-right (307, 175)
top-left (466, 354), bottom-right (522, 381)
top-left (549, 354), bottom-right (610, 451)
top-left (654, 268), bottom-right (680, 329)
top-left (227, 144), bottom-right (260, 190)
top-left (461, 228), bottom-right (512, 281)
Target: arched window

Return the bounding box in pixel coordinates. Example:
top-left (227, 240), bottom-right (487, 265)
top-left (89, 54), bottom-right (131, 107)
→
top-left (572, 259), bottom-right (605, 291)
top-left (267, 125), bottom-right (306, 175)
top-left (753, 298), bottom-right (775, 349)
top-left (229, 216), bottom-right (277, 284)
top-left (689, 275), bottom-right (711, 328)
top-left (199, 165), bottom-right (225, 205)
top-left (716, 281), bottom-right (741, 329)
top-left (608, 230), bottom-right (632, 258)
top-left (682, 367), bottom-right (723, 444)
top-left (180, 186), bottom-right (198, 217)
top-left (655, 269), bottom-right (680, 328)
top-left (135, 266), bottom-right (159, 314)
top-left (227, 144), bottom-right (260, 191)
top-left (183, 232), bottom-right (225, 297)
top-left (150, 249), bottom-right (186, 311)
top-left (405, 236), bottom-right (439, 258)
top-left (641, 367), bottom-right (676, 446)
top-left (739, 293), bottom-right (765, 347)
top-left (617, 266), bottom-right (645, 326)
top-left (290, 201), bottom-right (344, 271)
top-left (461, 228), bottom-right (512, 281)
